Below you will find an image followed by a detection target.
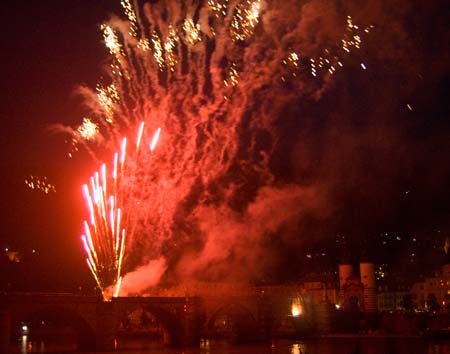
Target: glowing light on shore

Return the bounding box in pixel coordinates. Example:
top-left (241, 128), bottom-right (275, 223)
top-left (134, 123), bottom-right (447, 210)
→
top-left (291, 298), bottom-right (303, 317)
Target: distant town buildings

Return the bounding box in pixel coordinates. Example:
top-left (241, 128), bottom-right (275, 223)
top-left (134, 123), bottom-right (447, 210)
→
top-left (410, 264), bottom-right (450, 310)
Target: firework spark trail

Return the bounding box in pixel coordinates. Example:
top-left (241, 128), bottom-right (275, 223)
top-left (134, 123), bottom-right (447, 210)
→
top-left (81, 124), bottom-right (162, 299)
top-left (25, 175), bottom-right (56, 194)
top-left (76, 0), bottom-right (373, 294)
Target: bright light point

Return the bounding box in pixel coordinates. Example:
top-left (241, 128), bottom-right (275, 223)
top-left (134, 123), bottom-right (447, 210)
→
top-left (406, 103), bottom-right (413, 111)
top-left (291, 298), bottom-right (303, 316)
top-left (150, 128), bottom-right (161, 151)
top-left (136, 121), bottom-right (145, 149)
top-left (230, 0), bottom-right (261, 41)
top-left (96, 83), bottom-right (120, 123)
top-left (77, 117), bottom-right (99, 141)
top-left (114, 276), bottom-right (122, 297)
top-left (291, 304), bottom-right (302, 316)
top-left (361, 63), bottom-right (367, 70)
top-left (183, 19), bottom-right (202, 45)
top-left (120, 138), bottom-right (127, 165)
top-left (101, 24), bottom-right (122, 57)
top-left (22, 325), bottom-right (28, 333)
top-left (335, 304), bottom-right (341, 309)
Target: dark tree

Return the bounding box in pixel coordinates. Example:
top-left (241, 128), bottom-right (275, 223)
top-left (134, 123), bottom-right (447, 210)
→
top-left (402, 293), bottom-right (415, 312)
top-left (444, 294), bottom-right (450, 313)
top-left (426, 293), bottom-right (440, 313)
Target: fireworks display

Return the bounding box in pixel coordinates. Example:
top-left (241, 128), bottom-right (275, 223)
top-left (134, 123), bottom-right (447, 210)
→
top-left (25, 175), bottom-right (56, 194)
top-left (77, 118), bottom-right (99, 141)
top-left (75, 0), bottom-right (373, 297)
top-left (81, 125), bottom-right (161, 299)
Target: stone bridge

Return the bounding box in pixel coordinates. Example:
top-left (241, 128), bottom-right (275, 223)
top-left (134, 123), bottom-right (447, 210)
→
top-left (0, 292), bottom-right (272, 352)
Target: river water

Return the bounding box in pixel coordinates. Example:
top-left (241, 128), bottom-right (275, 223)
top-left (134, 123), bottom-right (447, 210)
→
top-left (11, 337), bottom-right (450, 354)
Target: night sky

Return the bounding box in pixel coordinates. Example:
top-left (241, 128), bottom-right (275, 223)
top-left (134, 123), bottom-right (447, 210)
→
top-left (0, 0), bottom-right (449, 292)
top-left (0, 0), bottom-right (121, 291)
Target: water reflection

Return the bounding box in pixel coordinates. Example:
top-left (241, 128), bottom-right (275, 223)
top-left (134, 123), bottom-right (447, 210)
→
top-left (290, 343), bottom-right (307, 354)
top-left (200, 338), bottom-right (210, 354)
top-left (19, 335), bottom-right (46, 354)
top-left (20, 335), bottom-right (26, 354)
top-left (11, 337), bottom-right (450, 354)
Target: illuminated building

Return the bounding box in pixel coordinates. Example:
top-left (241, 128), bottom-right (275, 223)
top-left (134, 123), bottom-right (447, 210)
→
top-left (410, 264), bottom-right (450, 310)
top-left (377, 283), bottom-right (409, 312)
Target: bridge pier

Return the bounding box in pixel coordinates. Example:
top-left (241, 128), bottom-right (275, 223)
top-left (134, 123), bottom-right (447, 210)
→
top-left (95, 301), bottom-right (117, 351)
top-left (257, 296), bottom-right (273, 341)
top-left (0, 308), bottom-right (11, 354)
top-left (181, 298), bottom-right (202, 346)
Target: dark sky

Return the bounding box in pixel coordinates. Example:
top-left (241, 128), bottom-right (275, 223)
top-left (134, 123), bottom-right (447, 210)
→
top-left (0, 0), bottom-right (449, 291)
top-left (0, 0), bottom-right (120, 291)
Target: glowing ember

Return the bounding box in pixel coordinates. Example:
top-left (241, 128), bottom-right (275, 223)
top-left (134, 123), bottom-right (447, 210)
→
top-left (230, 0), bottom-right (262, 41)
top-left (208, 0), bottom-right (229, 17)
top-left (120, 0), bottom-right (138, 37)
top-left (25, 175), bottom-right (56, 194)
top-left (101, 24), bottom-right (124, 66)
top-left (152, 31), bottom-right (165, 71)
top-left (96, 83), bottom-right (120, 123)
top-left (77, 117), bottom-right (99, 141)
top-left (183, 19), bottom-right (202, 46)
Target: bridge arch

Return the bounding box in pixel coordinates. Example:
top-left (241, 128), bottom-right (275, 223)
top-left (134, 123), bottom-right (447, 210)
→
top-left (14, 305), bottom-right (96, 351)
top-left (207, 302), bottom-right (259, 342)
top-left (116, 304), bottom-right (185, 346)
